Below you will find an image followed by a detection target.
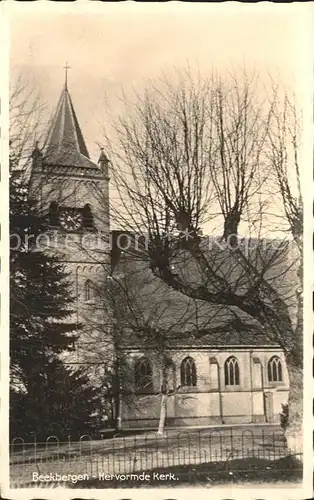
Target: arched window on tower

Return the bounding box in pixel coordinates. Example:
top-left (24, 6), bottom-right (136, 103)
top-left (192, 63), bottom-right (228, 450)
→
top-left (134, 358), bottom-right (153, 391)
top-left (180, 357), bottom-right (197, 386)
top-left (224, 356), bottom-right (240, 386)
top-left (82, 204), bottom-right (94, 229)
top-left (267, 356), bottom-right (283, 382)
top-left (84, 279), bottom-right (94, 303)
top-left (48, 201), bottom-right (59, 226)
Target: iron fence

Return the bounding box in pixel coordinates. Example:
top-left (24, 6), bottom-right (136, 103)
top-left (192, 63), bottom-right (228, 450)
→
top-left (10, 427), bottom-right (303, 488)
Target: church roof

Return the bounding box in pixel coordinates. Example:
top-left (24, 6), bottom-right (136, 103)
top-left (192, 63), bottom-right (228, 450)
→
top-left (109, 232), bottom-right (298, 349)
top-left (43, 85), bottom-right (98, 169)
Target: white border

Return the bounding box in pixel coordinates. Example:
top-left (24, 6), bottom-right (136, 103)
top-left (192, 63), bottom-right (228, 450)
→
top-left (0, 8), bottom-right (10, 499)
top-left (1, 2), bottom-right (313, 499)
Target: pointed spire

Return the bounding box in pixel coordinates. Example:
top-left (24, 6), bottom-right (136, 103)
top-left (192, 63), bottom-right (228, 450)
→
top-left (31, 140), bottom-right (43, 166)
top-left (43, 77), bottom-right (98, 169)
top-left (98, 147), bottom-right (110, 176)
top-left (63, 62), bottom-right (71, 90)
top-left (98, 147), bottom-right (109, 164)
top-left (31, 140), bottom-right (41, 158)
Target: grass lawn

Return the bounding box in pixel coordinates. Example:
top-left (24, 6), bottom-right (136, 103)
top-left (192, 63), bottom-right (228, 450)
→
top-left (68, 456), bottom-right (303, 488)
top-left (10, 425), bottom-right (301, 488)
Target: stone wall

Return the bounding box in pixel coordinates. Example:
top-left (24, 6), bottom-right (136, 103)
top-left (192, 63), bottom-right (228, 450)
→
top-left (30, 160), bottom-right (111, 368)
top-left (121, 347), bottom-right (289, 428)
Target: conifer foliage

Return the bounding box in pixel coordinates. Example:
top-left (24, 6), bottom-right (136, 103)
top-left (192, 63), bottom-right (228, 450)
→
top-left (10, 163), bottom-right (77, 391)
top-left (10, 359), bottom-right (104, 440)
top-left (9, 161), bottom-right (103, 438)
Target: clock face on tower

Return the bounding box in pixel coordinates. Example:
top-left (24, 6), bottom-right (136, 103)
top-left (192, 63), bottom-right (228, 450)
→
top-left (59, 208), bottom-right (83, 231)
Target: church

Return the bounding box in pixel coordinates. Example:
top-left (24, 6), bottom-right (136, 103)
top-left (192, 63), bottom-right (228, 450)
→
top-left (29, 78), bottom-right (290, 430)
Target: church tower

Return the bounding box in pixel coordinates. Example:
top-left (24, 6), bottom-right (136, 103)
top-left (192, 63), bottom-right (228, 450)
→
top-left (29, 74), bottom-right (110, 362)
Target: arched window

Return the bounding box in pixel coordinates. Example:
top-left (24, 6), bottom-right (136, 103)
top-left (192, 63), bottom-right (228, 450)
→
top-left (82, 204), bottom-right (94, 229)
top-left (268, 356), bottom-right (283, 382)
top-left (134, 358), bottom-right (153, 390)
top-left (84, 280), bottom-right (94, 302)
top-left (180, 357), bottom-right (197, 386)
top-left (209, 357), bottom-right (219, 390)
top-left (224, 356), bottom-right (240, 386)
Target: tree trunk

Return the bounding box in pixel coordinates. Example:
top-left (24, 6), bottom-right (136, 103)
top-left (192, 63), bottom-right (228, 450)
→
top-left (285, 356), bottom-right (303, 459)
top-left (113, 361), bottom-right (123, 432)
top-left (114, 392), bottom-right (122, 431)
top-left (157, 393), bottom-right (167, 436)
top-left (284, 244), bottom-right (303, 460)
top-left (222, 211), bottom-right (241, 247)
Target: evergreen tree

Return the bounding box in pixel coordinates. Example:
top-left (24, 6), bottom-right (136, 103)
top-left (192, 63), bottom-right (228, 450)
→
top-left (10, 359), bottom-right (105, 440)
top-left (9, 153), bottom-right (78, 388)
top-left (9, 83), bottom-right (105, 439)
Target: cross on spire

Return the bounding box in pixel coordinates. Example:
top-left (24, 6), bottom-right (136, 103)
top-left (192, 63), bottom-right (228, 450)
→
top-left (63, 62), bottom-right (71, 89)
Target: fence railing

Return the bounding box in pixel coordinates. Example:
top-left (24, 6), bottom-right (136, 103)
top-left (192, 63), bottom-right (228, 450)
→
top-left (10, 427), bottom-right (303, 488)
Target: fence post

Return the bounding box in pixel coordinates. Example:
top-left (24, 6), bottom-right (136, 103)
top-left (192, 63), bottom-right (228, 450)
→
top-left (197, 430), bottom-right (201, 465)
top-left (132, 435), bottom-right (137, 473)
top-left (34, 434), bottom-right (37, 468)
top-left (230, 427), bottom-right (234, 459)
top-left (67, 435), bottom-right (71, 463)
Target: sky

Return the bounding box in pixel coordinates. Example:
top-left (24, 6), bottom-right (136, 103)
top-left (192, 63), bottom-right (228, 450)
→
top-left (6, 2), bottom-right (313, 163)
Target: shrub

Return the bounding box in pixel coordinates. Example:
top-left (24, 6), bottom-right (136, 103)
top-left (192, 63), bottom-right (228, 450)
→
top-left (280, 403), bottom-right (289, 430)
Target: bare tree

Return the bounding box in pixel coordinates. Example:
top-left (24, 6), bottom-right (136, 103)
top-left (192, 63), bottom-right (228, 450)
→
top-left (265, 87), bottom-right (303, 450)
top-left (101, 68), bottom-right (303, 448)
top-left (10, 72), bottom-right (46, 168)
top-left (78, 247), bottom-right (210, 435)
